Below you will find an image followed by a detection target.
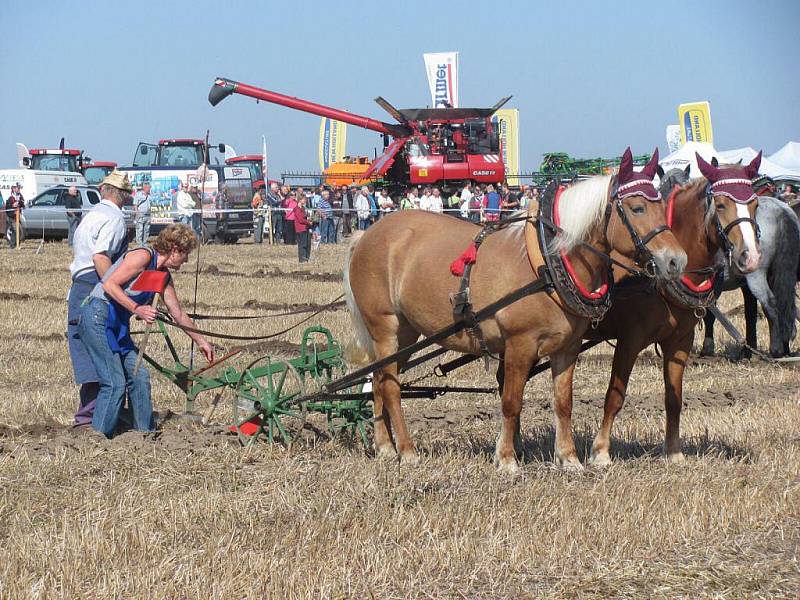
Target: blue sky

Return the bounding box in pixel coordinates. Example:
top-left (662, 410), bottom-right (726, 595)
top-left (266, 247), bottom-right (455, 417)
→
top-left (1, 0), bottom-right (798, 176)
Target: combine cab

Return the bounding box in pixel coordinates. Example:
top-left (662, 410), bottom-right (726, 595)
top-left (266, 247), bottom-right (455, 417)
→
top-left (209, 77), bottom-right (512, 192)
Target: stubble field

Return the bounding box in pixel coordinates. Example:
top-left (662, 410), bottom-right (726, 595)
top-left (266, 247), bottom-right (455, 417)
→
top-left (0, 235), bottom-right (798, 599)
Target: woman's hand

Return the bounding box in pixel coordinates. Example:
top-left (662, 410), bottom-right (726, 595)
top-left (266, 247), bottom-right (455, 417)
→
top-left (199, 339), bottom-right (215, 363)
top-left (134, 304), bottom-right (158, 323)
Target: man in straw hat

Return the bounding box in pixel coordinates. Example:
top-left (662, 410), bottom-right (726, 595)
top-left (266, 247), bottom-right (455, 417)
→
top-left (67, 170), bottom-right (132, 431)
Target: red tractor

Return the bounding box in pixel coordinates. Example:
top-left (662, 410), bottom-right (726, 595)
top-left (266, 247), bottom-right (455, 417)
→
top-left (209, 77), bottom-right (511, 193)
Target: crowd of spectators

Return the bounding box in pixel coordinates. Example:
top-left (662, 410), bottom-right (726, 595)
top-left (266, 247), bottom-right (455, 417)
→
top-left (250, 181), bottom-right (542, 255)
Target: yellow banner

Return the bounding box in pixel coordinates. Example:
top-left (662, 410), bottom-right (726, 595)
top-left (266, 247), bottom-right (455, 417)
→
top-left (678, 101), bottom-right (713, 145)
top-left (318, 118), bottom-right (348, 171)
top-left (493, 109), bottom-right (520, 185)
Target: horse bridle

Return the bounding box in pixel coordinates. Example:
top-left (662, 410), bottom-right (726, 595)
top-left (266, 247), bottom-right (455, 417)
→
top-left (704, 182), bottom-right (760, 264)
top-left (608, 178), bottom-right (671, 276)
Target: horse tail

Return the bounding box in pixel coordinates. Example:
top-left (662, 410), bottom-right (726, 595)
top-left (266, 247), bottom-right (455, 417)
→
top-left (343, 231), bottom-right (375, 365)
top-left (767, 209), bottom-right (800, 348)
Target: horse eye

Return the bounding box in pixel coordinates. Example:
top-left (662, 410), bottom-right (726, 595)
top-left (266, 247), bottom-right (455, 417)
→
top-left (630, 205), bottom-right (645, 215)
top-left (716, 203), bottom-right (726, 211)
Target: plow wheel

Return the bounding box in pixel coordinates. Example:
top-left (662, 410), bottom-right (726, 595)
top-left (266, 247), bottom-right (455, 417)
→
top-left (232, 357), bottom-right (308, 447)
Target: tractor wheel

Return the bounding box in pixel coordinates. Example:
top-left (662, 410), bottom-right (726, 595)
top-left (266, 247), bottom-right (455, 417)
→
top-left (231, 357), bottom-right (307, 447)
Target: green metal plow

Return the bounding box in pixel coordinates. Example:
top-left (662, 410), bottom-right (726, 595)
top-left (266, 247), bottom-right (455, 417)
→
top-left (143, 324), bottom-right (372, 447)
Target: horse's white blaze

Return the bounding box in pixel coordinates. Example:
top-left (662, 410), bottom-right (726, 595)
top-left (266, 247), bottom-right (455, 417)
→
top-left (735, 203), bottom-right (758, 255)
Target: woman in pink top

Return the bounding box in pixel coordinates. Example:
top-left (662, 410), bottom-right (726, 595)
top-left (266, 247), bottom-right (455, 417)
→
top-left (282, 191), bottom-right (298, 245)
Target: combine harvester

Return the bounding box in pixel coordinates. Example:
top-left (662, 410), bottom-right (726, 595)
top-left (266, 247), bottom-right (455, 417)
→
top-left (209, 76), bottom-right (512, 193)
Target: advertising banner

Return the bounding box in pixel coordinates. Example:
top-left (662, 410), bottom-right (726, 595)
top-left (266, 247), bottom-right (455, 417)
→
top-left (678, 101), bottom-right (713, 145)
top-left (318, 118), bottom-right (347, 172)
top-left (423, 52), bottom-right (459, 108)
top-left (492, 109), bottom-right (520, 184)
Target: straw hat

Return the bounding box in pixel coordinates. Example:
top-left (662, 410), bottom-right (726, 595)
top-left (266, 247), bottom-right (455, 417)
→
top-left (100, 170), bottom-right (132, 192)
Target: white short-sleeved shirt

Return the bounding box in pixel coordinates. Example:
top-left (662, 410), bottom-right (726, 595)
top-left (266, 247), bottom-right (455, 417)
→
top-left (69, 199), bottom-right (128, 278)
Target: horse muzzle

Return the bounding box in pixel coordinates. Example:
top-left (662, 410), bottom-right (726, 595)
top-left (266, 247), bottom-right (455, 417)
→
top-left (651, 248), bottom-right (687, 281)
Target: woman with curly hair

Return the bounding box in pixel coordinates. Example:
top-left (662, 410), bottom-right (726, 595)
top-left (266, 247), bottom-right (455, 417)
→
top-left (78, 224), bottom-right (215, 437)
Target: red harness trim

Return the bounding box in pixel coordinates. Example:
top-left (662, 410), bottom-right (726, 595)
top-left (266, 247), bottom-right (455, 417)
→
top-left (553, 185), bottom-right (608, 300)
top-left (666, 185), bottom-right (714, 293)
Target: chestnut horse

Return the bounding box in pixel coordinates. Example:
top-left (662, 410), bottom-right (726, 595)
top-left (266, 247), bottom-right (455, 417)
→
top-left (586, 152), bottom-right (762, 466)
top-left (345, 149), bottom-right (687, 472)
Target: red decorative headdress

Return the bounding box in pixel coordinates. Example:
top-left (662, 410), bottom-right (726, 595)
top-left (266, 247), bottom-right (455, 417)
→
top-left (696, 152), bottom-right (761, 204)
top-left (616, 147), bottom-right (661, 201)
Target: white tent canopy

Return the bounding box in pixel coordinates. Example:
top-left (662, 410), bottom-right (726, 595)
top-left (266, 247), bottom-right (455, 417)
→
top-left (659, 141), bottom-right (800, 181)
top-left (768, 142), bottom-right (800, 171)
top-left (658, 141), bottom-right (719, 179)
top-left (716, 147), bottom-right (791, 179)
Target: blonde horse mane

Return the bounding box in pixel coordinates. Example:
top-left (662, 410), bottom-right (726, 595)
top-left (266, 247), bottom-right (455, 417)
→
top-left (551, 175), bottom-right (612, 253)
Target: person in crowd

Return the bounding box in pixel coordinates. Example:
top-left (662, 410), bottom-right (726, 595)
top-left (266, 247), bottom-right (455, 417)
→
top-left (377, 188), bottom-right (394, 217)
top-left (65, 186), bottom-right (83, 247)
top-left (68, 170), bottom-right (132, 429)
top-left (752, 176), bottom-right (776, 198)
top-left (5, 183), bottom-right (25, 248)
top-left (309, 186), bottom-right (322, 210)
top-left (481, 184), bottom-right (502, 222)
top-left (282, 190), bottom-right (297, 245)
top-left (133, 181), bottom-right (154, 246)
top-left (340, 185), bottom-right (354, 236)
top-left (251, 185), bottom-right (265, 243)
top-left (355, 186), bottom-right (372, 229)
top-left (293, 194), bottom-right (313, 262)
top-left (448, 189), bottom-right (461, 214)
top-left (79, 224), bottom-right (214, 437)
top-left (176, 183), bottom-right (195, 228)
top-left (369, 185), bottom-right (379, 221)
top-left (781, 184), bottom-right (797, 204)
top-left (519, 186), bottom-right (535, 209)
top-left (426, 187), bottom-right (444, 213)
top-left (459, 183), bottom-right (473, 216)
top-left (188, 184), bottom-right (203, 236)
top-left (317, 189), bottom-right (335, 243)
top-left (264, 183), bottom-right (283, 243)
top-left (419, 186), bottom-right (432, 211)
top-left (469, 185), bottom-right (484, 223)
top-left (400, 187), bottom-right (418, 210)
top-left (501, 184), bottom-right (520, 216)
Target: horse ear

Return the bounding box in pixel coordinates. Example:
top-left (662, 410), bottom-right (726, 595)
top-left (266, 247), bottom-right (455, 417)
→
top-left (641, 147), bottom-right (660, 178)
top-left (746, 151), bottom-right (762, 179)
top-left (656, 165), bottom-right (665, 178)
top-left (711, 156), bottom-right (719, 168)
top-left (618, 147), bottom-right (634, 182)
top-left (696, 153), bottom-right (720, 181)
top-left (684, 164), bottom-right (691, 177)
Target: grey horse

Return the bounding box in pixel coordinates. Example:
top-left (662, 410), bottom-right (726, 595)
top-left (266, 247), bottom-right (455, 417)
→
top-left (659, 166), bottom-right (800, 357)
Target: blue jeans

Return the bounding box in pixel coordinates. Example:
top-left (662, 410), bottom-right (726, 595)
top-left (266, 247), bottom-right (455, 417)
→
top-left (321, 217), bottom-right (335, 243)
top-left (358, 218), bottom-right (371, 230)
top-left (79, 298), bottom-right (153, 437)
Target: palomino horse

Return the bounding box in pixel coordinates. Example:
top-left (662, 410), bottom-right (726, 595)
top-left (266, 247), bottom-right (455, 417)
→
top-left (586, 152), bottom-right (762, 466)
top-left (345, 149), bottom-right (687, 472)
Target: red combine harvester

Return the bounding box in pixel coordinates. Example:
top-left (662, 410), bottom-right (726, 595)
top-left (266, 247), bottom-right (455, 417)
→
top-left (209, 77), bottom-right (511, 192)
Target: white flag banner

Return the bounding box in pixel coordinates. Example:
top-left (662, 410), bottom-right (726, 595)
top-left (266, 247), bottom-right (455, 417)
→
top-left (666, 125), bottom-right (681, 154)
top-left (423, 52), bottom-right (459, 108)
top-left (262, 135), bottom-right (268, 182)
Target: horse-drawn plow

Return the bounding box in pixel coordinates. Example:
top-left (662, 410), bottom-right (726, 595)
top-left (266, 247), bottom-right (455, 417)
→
top-left (142, 321), bottom-right (496, 448)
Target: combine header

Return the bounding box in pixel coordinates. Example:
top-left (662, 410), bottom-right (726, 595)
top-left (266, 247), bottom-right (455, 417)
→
top-left (209, 76), bottom-right (512, 192)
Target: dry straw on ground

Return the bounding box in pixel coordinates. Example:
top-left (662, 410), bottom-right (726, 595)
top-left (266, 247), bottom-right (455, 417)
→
top-left (0, 238), bottom-right (798, 599)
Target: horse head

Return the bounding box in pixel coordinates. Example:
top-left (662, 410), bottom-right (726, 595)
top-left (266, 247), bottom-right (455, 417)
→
top-left (696, 152), bottom-right (761, 274)
top-left (608, 147), bottom-right (687, 280)
top-left (656, 164), bottom-right (692, 199)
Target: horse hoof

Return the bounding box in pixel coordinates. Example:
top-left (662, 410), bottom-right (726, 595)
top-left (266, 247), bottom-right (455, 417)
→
top-left (375, 444), bottom-right (397, 460)
top-left (496, 457), bottom-right (521, 476)
top-left (700, 340), bottom-right (715, 356)
top-left (555, 455), bottom-right (584, 471)
top-left (665, 451), bottom-right (685, 464)
top-left (589, 452), bottom-right (612, 468)
top-left (399, 450), bottom-right (420, 466)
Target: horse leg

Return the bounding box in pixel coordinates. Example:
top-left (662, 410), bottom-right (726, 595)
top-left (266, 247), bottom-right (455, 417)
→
top-left (741, 285), bottom-right (758, 358)
top-left (746, 271), bottom-right (780, 357)
top-left (495, 357), bottom-right (523, 457)
top-left (377, 326), bottom-right (421, 465)
top-left (701, 311), bottom-right (716, 356)
top-left (550, 344), bottom-right (583, 470)
top-left (589, 337), bottom-right (641, 467)
top-left (371, 368), bottom-right (395, 459)
top-left (494, 343), bottom-right (536, 474)
top-left (661, 331), bottom-right (692, 462)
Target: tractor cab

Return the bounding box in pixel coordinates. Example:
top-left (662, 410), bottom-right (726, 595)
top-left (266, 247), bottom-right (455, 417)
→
top-left (26, 148), bottom-right (81, 172)
top-left (81, 161), bottom-right (117, 185)
top-left (132, 139), bottom-right (226, 168)
top-left (225, 155), bottom-right (265, 190)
